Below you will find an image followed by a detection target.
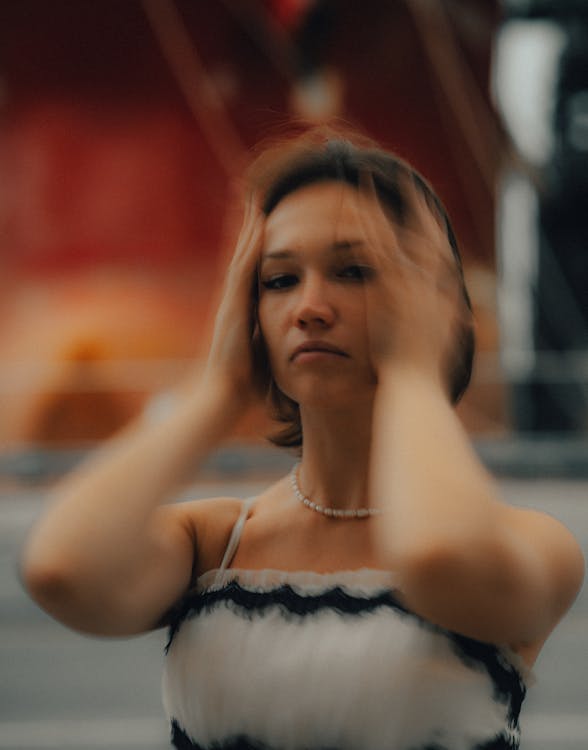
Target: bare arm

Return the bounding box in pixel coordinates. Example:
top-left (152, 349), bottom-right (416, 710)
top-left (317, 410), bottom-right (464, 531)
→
top-left (371, 366), bottom-right (584, 647)
top-left (20, 379), bottom-right (240, 636)
top-left (20, 198), bottom-right (265, 636)
top-left (361, 178), bottom-right (584, 647)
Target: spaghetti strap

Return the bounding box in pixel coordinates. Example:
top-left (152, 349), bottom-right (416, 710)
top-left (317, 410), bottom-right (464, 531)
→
top-left (216, 497), bottom-right (257, 578)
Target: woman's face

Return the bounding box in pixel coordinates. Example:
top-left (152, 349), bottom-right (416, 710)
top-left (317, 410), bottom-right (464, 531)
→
top-left (257, 180), bottom-right (383, 409)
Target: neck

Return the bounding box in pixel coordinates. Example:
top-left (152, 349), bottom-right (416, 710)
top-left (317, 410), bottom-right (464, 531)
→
top-left (296, 401), bottom-right (373, 511)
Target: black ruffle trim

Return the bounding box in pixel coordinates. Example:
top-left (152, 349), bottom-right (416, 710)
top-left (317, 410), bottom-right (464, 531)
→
top-left (171, 720), bottom-right (269, 749)
top-left (447, 634), bottom-right (526, 723)
top-left (171, 720), bottom-right (268, 750)
top-left (165, 581), bottom-right (409, 651)
top-left (407, 728), bottom-right (522, 750)
top-left (474, 731), bottom-right (521, 750)
top-left (171, 719), bottom-right (338, 750)
top-left (165, 581), bottom-right (525, 728)
top-left (171, 720), bottom-right (520, 750)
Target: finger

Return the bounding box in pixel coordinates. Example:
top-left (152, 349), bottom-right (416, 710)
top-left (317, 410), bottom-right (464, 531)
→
top-left (210, 204), bottom-right (264, 340)
top-left (236, 213), bottom-right (264, 269)
top-left (231, 195), bottom-right (264, 268)
top-left (228, 189), bottom-right (262, 255)
top-left (355, 170), bottom-right (442, 278)
top-left (401, 174), bottom-right (442, 239)
top-left (361, 175), bottom-right (440, 287)
top-left (394, 222), bottom-right (453, 284)
top-left (226, 220), bottom-right (265, 298)
top-left (354, 170), bottom-right (400, 273)
top-left (399, 175), bottom-right (454, 266)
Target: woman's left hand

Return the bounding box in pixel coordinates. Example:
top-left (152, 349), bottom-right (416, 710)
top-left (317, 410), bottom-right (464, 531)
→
top-left (356, 174), bottom-right (467, 393)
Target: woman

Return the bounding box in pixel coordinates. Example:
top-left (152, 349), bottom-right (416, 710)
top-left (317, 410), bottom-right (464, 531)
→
top-left (21, 126), bottom-right (584, 750)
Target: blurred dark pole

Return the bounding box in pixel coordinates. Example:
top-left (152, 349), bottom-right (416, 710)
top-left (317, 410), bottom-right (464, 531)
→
top-left (496, 0), bottom-right (588, 432)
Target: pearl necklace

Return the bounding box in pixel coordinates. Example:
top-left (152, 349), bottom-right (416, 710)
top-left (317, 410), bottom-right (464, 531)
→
top-left (289, 463), bottom-right (382, 519)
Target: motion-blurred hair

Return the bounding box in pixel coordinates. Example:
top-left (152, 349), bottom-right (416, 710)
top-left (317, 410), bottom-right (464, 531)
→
top-left (245, 122), bottom-right (475, 449)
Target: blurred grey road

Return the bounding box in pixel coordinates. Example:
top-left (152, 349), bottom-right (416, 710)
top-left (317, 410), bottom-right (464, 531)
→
top-left (1, 478), bottom-right (587, 750)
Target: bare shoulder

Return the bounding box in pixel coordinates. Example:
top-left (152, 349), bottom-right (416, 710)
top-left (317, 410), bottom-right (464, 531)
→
top-left (155, 495), bottom-right (250, 577)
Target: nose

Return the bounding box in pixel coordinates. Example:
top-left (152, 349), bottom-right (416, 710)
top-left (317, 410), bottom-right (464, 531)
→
top-left (294, 276), bottom-right (336, 328)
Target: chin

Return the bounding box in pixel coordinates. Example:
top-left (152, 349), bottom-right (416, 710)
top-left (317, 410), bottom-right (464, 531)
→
top-left (281, 376), bottom-right (375, 411)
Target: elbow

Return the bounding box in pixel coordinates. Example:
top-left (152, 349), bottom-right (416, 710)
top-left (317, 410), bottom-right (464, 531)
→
top-left (19, 547), bottom-right (157, 637)
top-left (19, 557), bottom-right (127, 636)
top-left (19, 553), bottom-right (76, 612)
top-left (19, 537), bottom-right (93, 618)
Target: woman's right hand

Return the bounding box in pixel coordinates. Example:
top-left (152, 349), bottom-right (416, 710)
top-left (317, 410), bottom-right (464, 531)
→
top-left (202, 194), bottom-right (265, 409)
top-left (19, 196), bottom-right (265, 637)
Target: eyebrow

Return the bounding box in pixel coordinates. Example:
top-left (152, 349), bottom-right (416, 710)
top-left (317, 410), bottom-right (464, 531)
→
top-left (261, 239), bottom-right (365, 262)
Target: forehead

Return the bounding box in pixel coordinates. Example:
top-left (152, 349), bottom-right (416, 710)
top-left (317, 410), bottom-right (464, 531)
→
top-left (263, 180), bottom-right (384, 253)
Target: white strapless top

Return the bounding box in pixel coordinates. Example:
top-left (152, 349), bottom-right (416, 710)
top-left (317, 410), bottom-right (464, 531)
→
top-left (161, 501), bottom-right (532, 750)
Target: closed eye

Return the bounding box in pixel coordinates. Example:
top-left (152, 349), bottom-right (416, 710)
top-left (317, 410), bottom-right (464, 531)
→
top-left (261, 274), bottom-right (298, 291)
top-left (337, 264), bottom-right (375, 281)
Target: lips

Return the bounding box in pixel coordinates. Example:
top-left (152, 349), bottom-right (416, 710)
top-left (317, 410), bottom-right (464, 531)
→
top-left (290, 341), bottom-right (349, 361)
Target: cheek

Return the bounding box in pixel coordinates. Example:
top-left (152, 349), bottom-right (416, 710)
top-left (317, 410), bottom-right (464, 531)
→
top-left (257, 298), bottom-right (301, 398)
top-left (257, 298), bottom-right (272, 343)
top-left (347, 298), bottom-right (370, 344)
top-left (258, 291), bottom-right (292, 331)
top-left (257, 299), bottom-right (283, 367)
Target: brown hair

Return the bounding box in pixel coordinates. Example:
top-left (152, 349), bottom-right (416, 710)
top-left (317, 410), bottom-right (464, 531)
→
top-left (245, 123), bottom-right (475, 449)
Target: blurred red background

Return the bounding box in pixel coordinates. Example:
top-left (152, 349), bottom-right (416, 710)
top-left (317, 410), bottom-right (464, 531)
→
top-left (0, 0), bottom-right (505, 446)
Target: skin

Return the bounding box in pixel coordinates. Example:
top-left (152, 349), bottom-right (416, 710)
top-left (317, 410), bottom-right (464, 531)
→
top-left (20, 177), bottom-right (584, 673)
top-left (257, 179), bottom-right (464, 512)
top-left (259, 181), bottom-right (380, 510)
